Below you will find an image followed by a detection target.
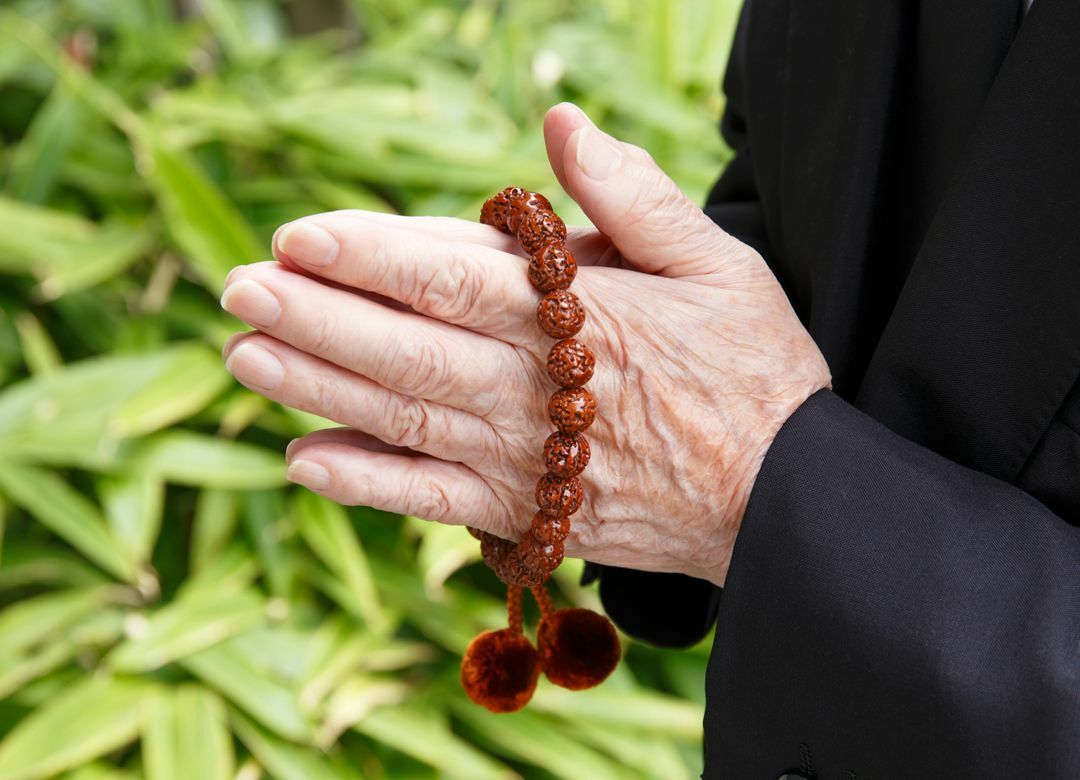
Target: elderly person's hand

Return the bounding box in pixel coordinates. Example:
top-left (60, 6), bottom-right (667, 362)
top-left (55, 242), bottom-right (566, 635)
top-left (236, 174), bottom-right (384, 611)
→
top-left (220, 104), bottom-right (830, 587)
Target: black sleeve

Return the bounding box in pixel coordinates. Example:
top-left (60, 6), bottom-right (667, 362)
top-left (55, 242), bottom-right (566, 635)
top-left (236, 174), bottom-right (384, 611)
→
top-left (707, 390), bottom-right (1080, 776)
top-left (587, 2), bottom-right (768, 649)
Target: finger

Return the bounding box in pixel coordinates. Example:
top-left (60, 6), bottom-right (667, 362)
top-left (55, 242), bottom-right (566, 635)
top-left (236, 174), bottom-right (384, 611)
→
top-left (285, 428), bottom-right (413, 460)
top-left (284, 440), bottom-right (515, 536)
top-left (223, 332), bottom-right (495, 464)
top-left (545, 102), bottom-right (752, 278)
top-left (544, 101), bottom-right (590, 197)
top-left (270, 211), bottom-right (540, 343)
top-left (221, 262), bottom-right (520, 416)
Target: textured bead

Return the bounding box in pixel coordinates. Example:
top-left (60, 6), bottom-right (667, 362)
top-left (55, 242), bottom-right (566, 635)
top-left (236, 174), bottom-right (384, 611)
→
top-left (535, 472), bottom-right (584, 517)
top-left (480, 186), bottom-right (525, 234)
top-left (531, 512), bottom-right (571, 545)
top-left (528, 243), bottom-right (578, 293)
top-left (546, 339), bottom-right (595, 388)
top-left (543, 431), bottom-right (591, 478)
top-left (548, 387), bottom-right (597, 433)
top-left (518, 534), bottom-right (564, 576)
top-left (495, 547), bottom-right (544, 587)
top-left (536, 289), bottom-right (586, 339)
top-left (480, 532), bottom-right (514, 569)
top-left (517, 210), bottom-right (568, 256)
top-left (506, 191), bottom-right (553, 234)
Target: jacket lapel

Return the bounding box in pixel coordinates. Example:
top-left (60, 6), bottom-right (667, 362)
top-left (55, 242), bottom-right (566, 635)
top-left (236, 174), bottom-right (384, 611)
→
top-left (856, 0), bottom-right (1080, 481)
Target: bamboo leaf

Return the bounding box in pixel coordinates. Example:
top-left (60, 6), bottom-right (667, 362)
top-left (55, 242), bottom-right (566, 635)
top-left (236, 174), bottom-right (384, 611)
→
top-left (0, 585), bottom-right (116, 655)
top-left (0, 464), bottom-right (136, 583)
top-left (126, 431), bottom-right (285, 489)
top-left (13, 313), bottom-right (61, 376)
top-left (99, 471), bottom-right (165, 568)
top-left (354, 705), bottom-right (514, 780)
top-left (108, 587), bottom-right (266, 673)
top-left (107, 343), bottom-right (231, 439)
top-left (293, 492), bottom-right (386, 630)
top-left (182, 639), bottom-right (315, 743)
top-left (190, 488), bottom-right (240, 573)
top-left (450, 701), bottom-right (630, 780)
top-left (141, 141), bottom-right (262, 293)
top-left (230, 710), bottom-right (362, 780)
top-left (0, 677), bottom-right (154, 780)
top-left (142, 686), bottom-right (234, 780)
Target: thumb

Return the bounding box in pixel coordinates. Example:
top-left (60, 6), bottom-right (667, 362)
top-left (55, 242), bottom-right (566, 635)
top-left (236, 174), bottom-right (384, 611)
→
top-left (544, 103), bottom-right (748, 279)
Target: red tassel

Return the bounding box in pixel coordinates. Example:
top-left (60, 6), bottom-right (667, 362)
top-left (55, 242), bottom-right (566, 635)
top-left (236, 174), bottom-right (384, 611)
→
top-left (460, 586), bottom-right (541, 713)
top-left (532, 586), bottom-right (620, 691)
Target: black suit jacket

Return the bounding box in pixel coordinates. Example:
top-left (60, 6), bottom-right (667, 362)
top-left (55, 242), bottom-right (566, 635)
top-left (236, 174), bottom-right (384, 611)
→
top-left (592, 0), bottom-right (1080, 776)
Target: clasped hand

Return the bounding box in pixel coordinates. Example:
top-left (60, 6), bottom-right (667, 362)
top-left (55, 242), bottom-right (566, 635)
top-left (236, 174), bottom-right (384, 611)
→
top-left (221, 104), bottom-right (830, 587)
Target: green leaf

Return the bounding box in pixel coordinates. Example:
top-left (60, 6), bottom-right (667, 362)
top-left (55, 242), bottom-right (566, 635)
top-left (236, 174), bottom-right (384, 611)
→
top-left (107, 343), bottom-right (231, 439)
top-left (182, 638), bottom-right (314, 743)
top-left (13, 313), bottom-right (61, 376)
top-left (190, 489), bottom-right (240, 573)
top-left (293, 492), bottom-right (386, 631)
top-left (126, 431), bottom-right (285, 489)
top-left (141, 141), bottom-right (262, 293)
top-left (143, 686), bottom-right (234, 780)
top-left (450, 702), bottom-right (629, 780)
top-left (529, 686), bottom-right (704, 739)
top-left (108, 587), bottom-right (266, 673)
top-left (0, 585), bottom-right (116, 655)
top-left (4, 83), bottom-right (81, 203)
top-left (100, 471), bottom-right (165, 568)
top-left (0, 464), bottom-right (136, 582)
top-left (0, 676), bottom-right (154, 780)
top-left (0, 345), bottom-right (226, 469)
top-left (412, 516), bottom-right (480, 596)
top-left (354, 705), bottom-right (513, 780)
top-left (231, 710), bottom-right (363, 780)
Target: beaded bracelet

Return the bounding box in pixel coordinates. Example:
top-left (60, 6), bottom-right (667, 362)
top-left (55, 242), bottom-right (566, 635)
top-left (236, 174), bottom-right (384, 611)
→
top-left (460, 187), bottom-right (620, 713)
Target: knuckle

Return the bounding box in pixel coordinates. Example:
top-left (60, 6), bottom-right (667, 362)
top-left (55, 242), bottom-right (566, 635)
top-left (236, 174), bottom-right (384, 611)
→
top-left (410, 474), bottom-right (454, 521)
top-left (307, 313), bottom-right (339, 356)
top-left (416, 255), bottom-right (485, 324)
top-left (383, 395), bottom-right (432, 449)
top-left (309, 371), bottom-right (349, 420)
top-left (380, 336), bottom-right (451, 397)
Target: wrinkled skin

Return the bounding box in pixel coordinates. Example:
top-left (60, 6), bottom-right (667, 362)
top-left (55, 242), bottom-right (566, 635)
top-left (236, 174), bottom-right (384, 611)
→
top-left (221, 104), bottom-right (830, 587)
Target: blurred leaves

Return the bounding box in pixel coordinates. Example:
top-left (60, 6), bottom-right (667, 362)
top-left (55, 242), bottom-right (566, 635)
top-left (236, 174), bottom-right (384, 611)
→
top-left (0, 0), bottom-right (735, 777)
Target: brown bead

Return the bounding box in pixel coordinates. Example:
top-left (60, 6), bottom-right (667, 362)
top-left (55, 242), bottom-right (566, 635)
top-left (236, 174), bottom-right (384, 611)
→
top-left (536, 289), bottom-right (586, 339)
top-left (480, 532), bottom-right (514, 569)
top-left (518, 534), bottom-right (564, 576)
top-left (531, 512), bottom-right (571, 545)
top-left (528, 243), bottom-right (577, 293)
top-left (535, 472), bottom-right (583, 516)
top-left (548, 387), bottom-right (597, 433)
top-left (543, 431), bottom-right (591, 478)
top-left (495, 545), bottom-right (544, 587)
top-left (506, 191), bottom-right (553, 234)
top-left (546, 339), bottom-right (595, 388)
top-left (480, 186), bottom-right (525, 234)
top-left (517, 210), bottom-right (568, 257)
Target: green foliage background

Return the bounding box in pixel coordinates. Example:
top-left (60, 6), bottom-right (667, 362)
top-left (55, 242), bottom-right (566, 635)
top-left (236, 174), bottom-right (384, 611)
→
top-left (0, 1), bottom-right (739, 777)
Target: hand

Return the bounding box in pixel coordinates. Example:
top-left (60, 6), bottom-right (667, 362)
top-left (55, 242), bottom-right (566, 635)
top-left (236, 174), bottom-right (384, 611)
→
top-left (220, 104), bottom-right (830, 587)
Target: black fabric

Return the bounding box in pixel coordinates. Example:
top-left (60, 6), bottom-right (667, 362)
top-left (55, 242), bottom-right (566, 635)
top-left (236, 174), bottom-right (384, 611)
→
top-left (593, 0), bottom-right (1080, 776)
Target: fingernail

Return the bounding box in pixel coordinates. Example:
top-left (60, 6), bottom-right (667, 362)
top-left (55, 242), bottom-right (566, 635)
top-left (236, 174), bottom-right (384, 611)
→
top-left (575, 126), bottom-right (621, 181)
top-left (556, 101), bottom-right (589, 123)
top-left (225, 342), bottom-right (284, 391)
top-left (220, 279), bottom-right (281, 328)
top-left (221, 332), bottom-right (246, 360)
top-left (285, 438), bottom-right (300, 459)
top-left (224, 266), bottom-right (242, 287)
top-left (277, 222), bottom-right (338, 267)
top-left (287, 459), bottom-right (329, 491)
